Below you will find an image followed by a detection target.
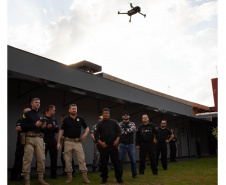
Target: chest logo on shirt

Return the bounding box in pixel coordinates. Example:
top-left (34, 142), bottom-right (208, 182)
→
top-left (77, 118), bottom-right (80, 122)
top-left (22, 114), bottom-right (26, 118)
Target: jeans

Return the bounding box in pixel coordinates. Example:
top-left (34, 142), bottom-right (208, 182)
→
top-left (119, 143), bottom-right (137, 176)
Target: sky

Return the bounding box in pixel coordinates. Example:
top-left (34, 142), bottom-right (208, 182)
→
top-left (7, 0), bottom-right (218, 107)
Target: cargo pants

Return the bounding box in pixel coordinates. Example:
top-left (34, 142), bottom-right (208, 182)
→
top-left (21, 137), bottom-right (45, 180)
top-left (63, 141), bottom-right (88, 173)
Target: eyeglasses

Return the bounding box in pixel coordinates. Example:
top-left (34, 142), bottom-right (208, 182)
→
top-left (142, 117), bottom-right (148, 119)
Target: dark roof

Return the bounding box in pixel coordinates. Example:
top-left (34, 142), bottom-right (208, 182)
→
top-left (8, 45), bottom-right (209, 117)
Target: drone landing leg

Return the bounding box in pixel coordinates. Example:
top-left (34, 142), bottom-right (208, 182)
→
top-left (129, 16), bottom-right (132, 22)
top-left (138, 12), bottom-right (146, 18)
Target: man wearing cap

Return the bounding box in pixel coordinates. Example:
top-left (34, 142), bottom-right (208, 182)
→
top-left (57, 104), bottom-right (90, 184)
top-left (118, 111), bottom-right (137, 178)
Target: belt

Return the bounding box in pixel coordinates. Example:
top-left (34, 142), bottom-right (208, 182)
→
top-left (25, 132), bottom-right (44, 138)
top-left (64, 137), bottom-right (81, 142)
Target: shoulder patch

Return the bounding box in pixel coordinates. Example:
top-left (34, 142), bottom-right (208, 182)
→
top-left (77, 118), bottom-right (80, 121)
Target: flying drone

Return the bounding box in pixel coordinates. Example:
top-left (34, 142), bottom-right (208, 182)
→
top-left (118, 3), bottom-right (146, 22)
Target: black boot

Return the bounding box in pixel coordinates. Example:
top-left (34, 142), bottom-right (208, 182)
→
top-left (117, 178), bottom-right (124, 184)
top-left (92, 167), bottom-right (97, 173)
top-left (101, 178), bottom-right (107, 184)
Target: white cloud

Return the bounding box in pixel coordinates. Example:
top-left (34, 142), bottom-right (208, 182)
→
top-left (43, 9), bottom-right (47, 14)
top-left (7, 0), bottom-right (217, 106)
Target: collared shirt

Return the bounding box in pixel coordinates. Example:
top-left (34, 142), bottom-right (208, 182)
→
top-left (21, 109), bottom-right (45, 133)
top-left (94, 119), bottom-right (122, 146)
top-left (61, 115), bottom-right (88, 138)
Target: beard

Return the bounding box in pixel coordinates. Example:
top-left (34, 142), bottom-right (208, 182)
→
top-left (70, 111), bottom-right (76, 115)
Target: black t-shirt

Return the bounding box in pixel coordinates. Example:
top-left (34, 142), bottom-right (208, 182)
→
top-left (44, 116), bottom-right (59, 139)
top-left (156, 127), bottom-right (172, 143)
top-left (94, 119), bottom-right (122, 146)
top-left (21, 109), bottom-right (45, 133)
top-left (119, 121), bottom-right (136, 144)
top-left (61, 115), bottom-right (87, 138)
top-left (169, 132), bottom-right (177, 144)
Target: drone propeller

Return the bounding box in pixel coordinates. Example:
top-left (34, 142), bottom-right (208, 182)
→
top-left (130, 3), bottom-right (133, 8)
top-left (138, 12), bottom-right (146, 18)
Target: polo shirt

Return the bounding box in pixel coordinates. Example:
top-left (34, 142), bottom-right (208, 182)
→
top-left (61, 115), bottom-right (88, 138)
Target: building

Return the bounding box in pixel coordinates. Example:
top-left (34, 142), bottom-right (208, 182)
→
top-left (8, 45), bottom-right (217, 169)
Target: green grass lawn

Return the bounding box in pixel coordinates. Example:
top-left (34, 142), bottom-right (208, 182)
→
top-left (8, 157), bottom-right (217, 185)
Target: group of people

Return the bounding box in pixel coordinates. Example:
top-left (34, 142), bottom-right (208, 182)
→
top-left (10, 97), bottom-right (178, 185)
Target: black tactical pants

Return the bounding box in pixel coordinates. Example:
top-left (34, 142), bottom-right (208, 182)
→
top-left (139, 142), bottom-right (158, 174)
top-left (156, 142), bottom-right (168, 169)
top-left (100, 145), bottom-right (122, 180)
top-left (44, 137), bottom-right (58, 175)
top-left (169, 142), bottom-right (177, 162)
top-left (11, 137), bottom-right (24, 180)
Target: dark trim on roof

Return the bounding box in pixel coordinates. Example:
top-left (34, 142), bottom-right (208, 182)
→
top-left (8, 45), bottom-right (196, 117)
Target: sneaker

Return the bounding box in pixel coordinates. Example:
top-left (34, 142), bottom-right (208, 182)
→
top-left (138, 172), bottom-right (144, 175)
top-left (163, 167), bottom-right (167, 170)
top-left (132, 175), bottom-right (137, 178)
top-left (72, 173), bottom-right (76, 177)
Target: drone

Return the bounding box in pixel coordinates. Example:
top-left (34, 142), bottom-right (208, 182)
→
top-left (118, 3), bottom-right (146, 22)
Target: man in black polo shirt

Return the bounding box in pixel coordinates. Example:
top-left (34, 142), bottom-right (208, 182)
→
top-left (57, 104), bottom-right (90, 184)
top-left (43, 105), bottom-right (59, 179)
top-left (94, 108), bottom-right (123, 184)
top-left (60, 114), bottom-right (76, 177)
top-left (156, 120), bottom-right (174, 170)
